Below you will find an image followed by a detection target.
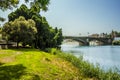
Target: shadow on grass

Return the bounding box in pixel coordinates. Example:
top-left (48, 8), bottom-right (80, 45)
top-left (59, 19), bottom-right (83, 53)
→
top-left (0, 62), bottom-right (4, 66)
top-left (32, 74), bottom-right (40, 80)
top-left (0, 63), bottom-right (41, 80)
top-left (0, 64), bottom-right (26, 80)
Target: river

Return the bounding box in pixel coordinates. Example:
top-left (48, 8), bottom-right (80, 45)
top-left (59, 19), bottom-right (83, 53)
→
top-left (61, 43), bottom-right (120, 70)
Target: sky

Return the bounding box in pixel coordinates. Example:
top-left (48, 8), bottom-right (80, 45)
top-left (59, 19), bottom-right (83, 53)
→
top-left (0, 0), bottom-right (120, 36)
top-left (41, 0), bottom-right (120, 36)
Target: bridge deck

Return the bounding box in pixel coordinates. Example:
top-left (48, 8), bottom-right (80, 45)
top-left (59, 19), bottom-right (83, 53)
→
top-left (64, 36), bottom-right (114, 45)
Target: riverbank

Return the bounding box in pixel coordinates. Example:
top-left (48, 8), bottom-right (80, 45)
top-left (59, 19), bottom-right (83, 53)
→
top-left (61, 44), bottom-right (120, 70)
top-left (0, 49), bottom-right (87, 80)
top-left (56, 49), bottom-right (120, 80)
top-left (0, 49), bottom-right (120, 80)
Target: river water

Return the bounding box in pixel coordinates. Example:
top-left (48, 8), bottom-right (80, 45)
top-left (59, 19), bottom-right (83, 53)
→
top-left (61, 44), bottom-right (120, 70)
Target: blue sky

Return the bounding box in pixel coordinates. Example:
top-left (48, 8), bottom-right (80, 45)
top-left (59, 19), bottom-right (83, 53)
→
top-left (41, 0), bottom-right (120, 36)
top-left (0, 0), bottom-right (120, 36)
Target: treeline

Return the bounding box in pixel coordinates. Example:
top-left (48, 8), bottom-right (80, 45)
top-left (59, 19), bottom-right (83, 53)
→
top-left (112, 31), bottom-right (120, 37)
top-left (1, 3), bottom-right (63, 49)
top-left (112, 40), bottom-right (120, 45)
top-left (111, 30), bottom-right (120, 45)
top-left (98, 30), bottom-right (120, 38)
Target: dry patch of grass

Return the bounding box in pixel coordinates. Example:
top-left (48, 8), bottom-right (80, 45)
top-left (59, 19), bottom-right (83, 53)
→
top-left (51, 58), bottom-right (81, 80)
top-left (0, 57), bottom-right (15, 63)
top-left (52, 58), bottom-right (80, 74)
top-left (0, 50), bottom-right (22, 63)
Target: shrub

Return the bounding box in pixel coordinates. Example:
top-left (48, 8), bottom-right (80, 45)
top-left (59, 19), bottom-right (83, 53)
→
top-left (112, 40), bottom-right (120, 45)
top-left (44, 48), bottom-right (58, 55)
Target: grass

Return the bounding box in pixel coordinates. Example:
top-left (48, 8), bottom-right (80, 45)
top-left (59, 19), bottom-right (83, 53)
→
top-left (0, 48), bottom-right (120, 80)
top-left (0, 49), bottom-right (82, 80)
top-left (53, 49), bottom-right (120, 80)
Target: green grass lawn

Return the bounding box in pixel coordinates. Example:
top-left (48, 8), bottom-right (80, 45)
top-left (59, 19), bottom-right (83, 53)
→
top-left (0, 49), bottom-right (83, 80)
top-left (1, 49), bottom-right (119, 80)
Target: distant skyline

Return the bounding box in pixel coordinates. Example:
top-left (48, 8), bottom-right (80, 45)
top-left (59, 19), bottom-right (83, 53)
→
top-left (0, 0), bottom-right (120, 36)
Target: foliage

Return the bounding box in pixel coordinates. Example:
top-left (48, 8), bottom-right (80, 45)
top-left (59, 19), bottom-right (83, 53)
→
top-left (2, 16), bottom-right (37, 47)
top-left (56, 50), bottom-right (120, 80)
top-left (0, 0), bottom-right (50, 22)
top-left (109, 30), bottom-right (120, 38)
top-left (8, 4), bottom-right (63, 49)
top-left (0, 0), bottom-right (50, 12)
top-left (0, 17), bottom-right (6, 22)
top-left (0, 0), bottom-right (19, 11)
top-left (1, 0), bottom-right (63, 49)
top-left (30, 0), bottom-right (50, 12)
top-left (0, 0), bottom-right (18, 22)
top-left (0, 27), bottom-right (2, 34)
top-left (112, 40), bottom-right (120, 45)
top-left (113, 31), bottom-right (120, 37)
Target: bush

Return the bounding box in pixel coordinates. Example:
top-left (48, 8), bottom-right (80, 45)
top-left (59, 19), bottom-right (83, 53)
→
top-left (112, 40), bottom-right (120, 45)
top-left (44, 48), bottom-right (58, 55)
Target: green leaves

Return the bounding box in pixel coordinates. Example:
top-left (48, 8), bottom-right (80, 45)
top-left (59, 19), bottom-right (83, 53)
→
top-left (2, 0), bottom-right (63, 49)
top-left (0, 17), bottom-right (6, 22)
top-left (2, 16), bottom-right (37, 47)
top-left (0, 0), bottom-right (19, 11)
top-left (31, 0), bottom-right (50, 12)
top-left (0, 0), bottom-right (50, 12)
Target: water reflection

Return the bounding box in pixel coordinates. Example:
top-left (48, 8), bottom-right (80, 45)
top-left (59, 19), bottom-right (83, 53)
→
top-left (61, 44), bottom-right (120, 70)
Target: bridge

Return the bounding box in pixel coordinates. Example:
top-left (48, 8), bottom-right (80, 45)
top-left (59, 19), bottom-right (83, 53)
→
top-left (64, 36), bottom-right (114, 45)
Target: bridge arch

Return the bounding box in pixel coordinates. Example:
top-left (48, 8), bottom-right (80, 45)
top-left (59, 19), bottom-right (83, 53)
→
top-left (63, 38), bottom-right (88, 45)
top-left (89, 40), bottom-right (104, 46)
top-left (64, 36), bottom-right (113, 46)
top-left (72, 38), bottom-right (88, 45)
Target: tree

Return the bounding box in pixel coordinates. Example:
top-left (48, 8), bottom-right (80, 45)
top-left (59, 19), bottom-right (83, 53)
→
top-left (0, 0), bottom-right (50, 11)
top-left (0, 0), bottom-right (19, 11)
top-left (0, 0), bottom-right (19, 22)
top-left (0, 0), bottom-right (50, 22)
top-left (110, 30), bottom-right (116, 38)
top-left (30, 0), bottom-right (50, 12)
top-left (2, 16), bottom-right (37, 47)
top-left (53, 28), bottom-right (63, 47)
top-left (7, 3), bottom-right (63, 49)
top-left (112, 31), bottom-right (120, 37)
top-left (57, 29), bottom-right (63, 46)
top-left (0, 17), bottom-right (6, 22)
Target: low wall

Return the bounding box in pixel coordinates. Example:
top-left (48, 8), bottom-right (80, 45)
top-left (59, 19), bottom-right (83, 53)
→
top-left (0, 44), bottom-right (12, 49)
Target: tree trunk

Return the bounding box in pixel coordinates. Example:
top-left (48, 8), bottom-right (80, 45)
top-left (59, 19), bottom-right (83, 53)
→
top-left (17, 42), bottom-right (19, 48)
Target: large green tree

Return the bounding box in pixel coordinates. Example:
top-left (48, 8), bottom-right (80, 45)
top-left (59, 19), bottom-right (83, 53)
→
top-left (2, 16), bottom-right (37, 47)
top-left (3, 0), bottom-right (63, 49)
top-left (8, 4), bottom-right (63, 49)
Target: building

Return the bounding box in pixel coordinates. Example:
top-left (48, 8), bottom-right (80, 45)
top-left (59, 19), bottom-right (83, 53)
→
top-left (0, 40), bottom-right (8, 49)
top-left (90, 34), bottom-right (99, 38)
